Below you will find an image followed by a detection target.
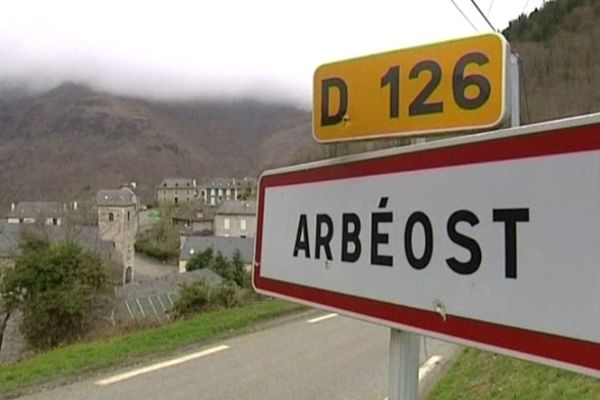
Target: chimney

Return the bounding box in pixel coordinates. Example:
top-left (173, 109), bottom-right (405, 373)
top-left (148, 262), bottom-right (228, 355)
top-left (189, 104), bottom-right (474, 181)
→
top-left (11, 203), bottom-right (15, 212)
top-left (73, 201), bottom-right (78, 211)
top-left (131, 182), bottom-right (137, 189)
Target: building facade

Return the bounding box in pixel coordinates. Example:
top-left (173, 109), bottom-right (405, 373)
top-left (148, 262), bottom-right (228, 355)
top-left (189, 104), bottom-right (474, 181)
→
top-left (97, 187), bottom-right (138, 284)
top-left (6, 202), bottom-right (67, 226)
top-left (214, 200), bottom-right (257, 238)
top-left (198, 177), bottom-right (257, 206)
top-left (156, 178), bottom-right (197, 205)
top-left (172, 206), bottom-right (215, 235)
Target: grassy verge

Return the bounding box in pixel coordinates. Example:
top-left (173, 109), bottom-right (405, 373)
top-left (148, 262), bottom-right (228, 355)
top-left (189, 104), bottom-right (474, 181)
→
top-left (427, 348), bottom-right (600, 400)
top-left (0, 299), bottom-right (303, 393)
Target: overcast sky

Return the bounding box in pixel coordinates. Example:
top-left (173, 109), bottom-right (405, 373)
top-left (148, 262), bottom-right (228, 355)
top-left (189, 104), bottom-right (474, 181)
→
top-left (0, 0), bottom-right (545, 105)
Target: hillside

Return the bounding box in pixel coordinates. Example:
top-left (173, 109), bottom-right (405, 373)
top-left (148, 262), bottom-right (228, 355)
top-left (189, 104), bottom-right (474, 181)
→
top-left (0, 0), bottom-right (599, 209)
top-left (506, 0), bottom-right (600, 123)
top-left (0, 84), bottom-right (313, 206)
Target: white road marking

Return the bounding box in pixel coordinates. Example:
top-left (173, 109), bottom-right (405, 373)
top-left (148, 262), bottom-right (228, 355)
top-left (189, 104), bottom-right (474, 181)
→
top-left (418, 355), bottom-right (443, 381)
top-left (382, 355), bottom-right (444, 400)
top-left (95, 345), bottom-right (230, 386)
top-left (307, 313), bottom-right (338, 323)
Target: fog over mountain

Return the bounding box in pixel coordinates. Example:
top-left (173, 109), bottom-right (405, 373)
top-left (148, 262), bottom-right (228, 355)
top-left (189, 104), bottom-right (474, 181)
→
top-left (0, 1), bottom-right (544, 106)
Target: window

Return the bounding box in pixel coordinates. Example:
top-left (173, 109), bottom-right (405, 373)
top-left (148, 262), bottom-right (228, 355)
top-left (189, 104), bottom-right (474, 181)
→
top-left (224, 218), bottom-right (230, 230)
top-left (52, 217), bottom-right (58, 225)
top-left (240, 219), bottom-right (246, 231)
top-left (127, 211), bottom-right (130, 221)
top-left (109, 212), bottom-right (114, 222)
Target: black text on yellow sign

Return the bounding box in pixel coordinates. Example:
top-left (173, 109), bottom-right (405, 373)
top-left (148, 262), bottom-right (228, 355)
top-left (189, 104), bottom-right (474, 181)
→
top-left (313, 33), bottom-right (511, 142)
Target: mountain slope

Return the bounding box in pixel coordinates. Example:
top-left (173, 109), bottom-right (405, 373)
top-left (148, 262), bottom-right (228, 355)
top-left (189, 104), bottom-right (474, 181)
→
top-left (506, 0), bottom-right (600, 123)
top-left (0, 84), bottom-right (312, 206)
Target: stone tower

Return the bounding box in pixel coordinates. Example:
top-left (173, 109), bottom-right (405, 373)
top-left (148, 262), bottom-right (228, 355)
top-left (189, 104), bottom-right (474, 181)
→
top-left (97, 186), bottom-right (138, 284)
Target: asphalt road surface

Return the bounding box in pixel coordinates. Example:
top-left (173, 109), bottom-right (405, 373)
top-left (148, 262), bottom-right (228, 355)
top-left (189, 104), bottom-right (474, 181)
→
top-left (16, 312), bottom-right (458, 400)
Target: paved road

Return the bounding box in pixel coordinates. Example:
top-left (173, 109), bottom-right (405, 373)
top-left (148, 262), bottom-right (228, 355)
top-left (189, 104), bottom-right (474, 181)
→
top-left (133, 252), bottom-right (177, 282)
top-left (16, 312), bottom-right (458, 400)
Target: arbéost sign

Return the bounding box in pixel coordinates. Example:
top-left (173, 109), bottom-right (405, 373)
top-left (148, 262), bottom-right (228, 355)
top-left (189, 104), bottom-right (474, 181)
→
top-left (253, 114), bottom-right (600, 378)
top-left (313, 33), bottom-right (511, 142)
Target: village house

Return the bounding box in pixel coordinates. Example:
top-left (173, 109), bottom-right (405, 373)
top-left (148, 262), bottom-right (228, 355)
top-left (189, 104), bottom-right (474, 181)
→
top-left (172, 205), bottom-right (215, 235)
top-left (6, 201), bottom-right (71, 226)
top-left (97, 186), bottom-right (138, 284)
top-left (178, 235), bottom-right (254, 273)
top-left (156, 178), bottom-right (197, 205)
top-left (214, 200), bottom-right (257, 238)
top-left (198, 177), bottom-right (257, 206)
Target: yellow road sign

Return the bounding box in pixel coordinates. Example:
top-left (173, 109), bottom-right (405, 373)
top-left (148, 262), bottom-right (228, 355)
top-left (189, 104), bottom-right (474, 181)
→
top-left (313, 33), bottom-right (511, 142)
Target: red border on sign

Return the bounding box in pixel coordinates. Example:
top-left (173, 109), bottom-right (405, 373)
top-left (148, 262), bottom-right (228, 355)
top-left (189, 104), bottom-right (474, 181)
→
top-left (254, 122), bottom-right (600, 376)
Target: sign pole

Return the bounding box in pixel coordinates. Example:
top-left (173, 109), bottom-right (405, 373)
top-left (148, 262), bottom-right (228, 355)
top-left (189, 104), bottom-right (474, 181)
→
top-left (510, 53), bottom-right (520, 128)
top-left (388, 329), bottom-right (420, 400)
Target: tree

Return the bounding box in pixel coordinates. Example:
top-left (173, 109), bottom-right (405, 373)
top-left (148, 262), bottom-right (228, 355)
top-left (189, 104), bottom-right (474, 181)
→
top-left (134, 206), bottom-right (180, 261)
top-left (186, 248), bottom-right (214, 271)
top-left (1, 238), bottom-right (107, 350)
top-left (231, 250), bottom-right (251, 289)
top-left (186, 248), bottom-right (251, 288)
top-left (211, 251), bottom-right (231, 281)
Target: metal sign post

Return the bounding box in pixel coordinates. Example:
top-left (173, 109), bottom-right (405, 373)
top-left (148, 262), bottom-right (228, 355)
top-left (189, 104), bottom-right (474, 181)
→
top-left (509, 53), bottom-right (521, 128)
top-left (388, 330), bottom-right (420, 400)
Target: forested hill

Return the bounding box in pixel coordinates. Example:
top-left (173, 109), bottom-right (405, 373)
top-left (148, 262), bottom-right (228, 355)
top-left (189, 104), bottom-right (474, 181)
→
top-left (504, 0), bottom-right (600, 123)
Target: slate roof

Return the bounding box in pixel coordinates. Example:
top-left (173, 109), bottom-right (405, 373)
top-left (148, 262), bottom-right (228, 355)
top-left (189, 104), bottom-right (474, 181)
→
top-left (173, 206), bottom-right (216, 222)
top-left (215, 200), bottom-right (256, 216)
top-left (97, 187), bottom-right (137, 207)
top-left (0, 224), bottom-right (113, 259)
top-left (180, 236), bottom-right (254, 262)
top-left (7, 202), bottom-right (63, 219)
top-left (115, 268), bottom-right (223, 300)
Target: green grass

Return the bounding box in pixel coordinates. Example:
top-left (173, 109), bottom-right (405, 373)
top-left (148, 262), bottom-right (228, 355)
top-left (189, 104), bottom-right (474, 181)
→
top-left (0, 300), bottom-right (303, 393)
top-left (428, 347), bottom-right (600, 400)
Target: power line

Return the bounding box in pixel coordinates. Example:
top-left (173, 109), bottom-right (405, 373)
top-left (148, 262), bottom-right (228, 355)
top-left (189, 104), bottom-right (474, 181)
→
top-left (487, 0), bottom-right (495, 15)
top-left (449, 0), bottom-right (479, 32)
top-left (521, 0), bottom-right (531, 14)
top-left (470, 0), bottom-right (497, 31)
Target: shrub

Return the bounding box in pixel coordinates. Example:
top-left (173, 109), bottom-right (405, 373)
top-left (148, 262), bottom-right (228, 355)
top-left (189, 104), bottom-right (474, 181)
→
top-left (186, 248), bottom-right (214, 271)
top-left (214, 281), bottom-right (244, 309)
top-left (172, 279), bottom-right (254, 319)
top-left (1, 240), bottom-right (107, 349)
top-left (171, 280), bottom-right (213, 319)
